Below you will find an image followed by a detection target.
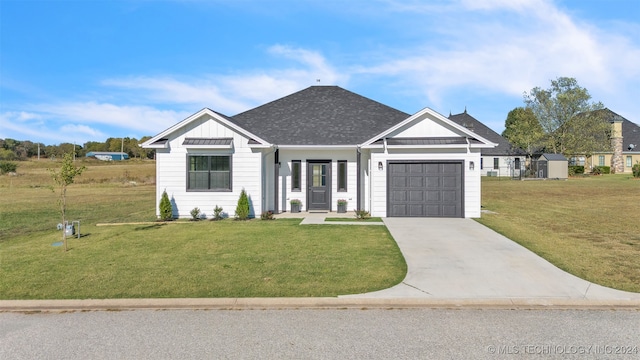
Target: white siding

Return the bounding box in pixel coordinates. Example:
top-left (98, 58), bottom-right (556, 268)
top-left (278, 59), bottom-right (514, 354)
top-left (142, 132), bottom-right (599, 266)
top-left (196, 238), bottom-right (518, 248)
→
top-left (154, 114), bottom-right (263, 219)
top-left (369, 148), bottom-right (482, 218)
top-left (276, 149), bottom-right (358, 212)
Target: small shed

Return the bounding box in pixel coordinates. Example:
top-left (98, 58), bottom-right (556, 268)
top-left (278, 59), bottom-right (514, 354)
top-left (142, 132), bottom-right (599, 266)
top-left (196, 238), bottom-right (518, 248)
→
top-left (536, 153), bottom-right (568, 179)
top-left (86, 151), bottom-right (129, 161)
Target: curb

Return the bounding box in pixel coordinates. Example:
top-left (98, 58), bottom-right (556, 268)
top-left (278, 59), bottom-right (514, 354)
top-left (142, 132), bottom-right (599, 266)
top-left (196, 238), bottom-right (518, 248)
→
top-left (2, 297), bottom-right (640, 312)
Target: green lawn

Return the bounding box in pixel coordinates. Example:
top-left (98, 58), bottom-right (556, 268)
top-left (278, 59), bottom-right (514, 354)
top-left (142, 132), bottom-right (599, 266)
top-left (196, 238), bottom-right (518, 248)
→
top-left (478, 175), bottom-right (640, 293)
top-left (0, 159), bottom-right (406, 299)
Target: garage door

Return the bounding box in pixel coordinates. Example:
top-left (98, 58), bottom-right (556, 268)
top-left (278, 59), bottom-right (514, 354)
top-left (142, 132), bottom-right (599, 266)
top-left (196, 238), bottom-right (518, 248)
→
top-left (388, 161), bottom-right (463, 217)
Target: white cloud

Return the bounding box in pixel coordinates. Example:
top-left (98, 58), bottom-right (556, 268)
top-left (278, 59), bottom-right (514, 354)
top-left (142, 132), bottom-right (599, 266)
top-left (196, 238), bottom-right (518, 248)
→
top-left (40, 102), bottom-right (188, 134)
top-left (357, 0), bottom-right (640, 118)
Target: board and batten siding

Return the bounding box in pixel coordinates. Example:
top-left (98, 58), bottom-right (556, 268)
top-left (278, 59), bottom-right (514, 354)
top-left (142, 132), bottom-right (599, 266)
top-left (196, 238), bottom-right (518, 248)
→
top-left (154, 114), bottom-right (263, 218)
top-left (368, 148), bottom-right (482, 218)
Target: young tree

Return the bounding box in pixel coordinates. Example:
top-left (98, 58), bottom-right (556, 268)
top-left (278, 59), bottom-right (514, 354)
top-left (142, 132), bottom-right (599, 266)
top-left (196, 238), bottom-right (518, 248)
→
top-left (502, 107), bottom-right (545, 163)
top-left (159, 190), bottom-right (173, 221)
top-left (524, 77), bottom-right (604, 154)
top-left (49, 153), bottom-right (86, 251)
top-left (235, 189), bottom-right (250, 220)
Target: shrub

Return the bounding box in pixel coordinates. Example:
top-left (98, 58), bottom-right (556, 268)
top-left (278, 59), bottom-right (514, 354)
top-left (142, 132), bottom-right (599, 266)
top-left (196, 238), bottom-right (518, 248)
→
top-left (261, 211), bottom-right (275, 220)
top-left (190, 207), bottom-right (201, 221)
top-left (600, 166), bottom-right (611, 174)
top-left (159, 190), bottom-right (173, 221)
top-left (235, 189), bottom-right (250, 220)
top-left (290, 199), bottom-right (301, 205)
top-left (0, 161), bottom-right (17, 174)
top-left (633, 163), bottom-right (640, 178)
top-left (568, 166), bottom-right (584, 176)
top-left (337, 199), bottom-right (348, 206)
top-left (354, 209), bottom-right (371, 220)
top-left (213, 205), bottom-right (224, 220)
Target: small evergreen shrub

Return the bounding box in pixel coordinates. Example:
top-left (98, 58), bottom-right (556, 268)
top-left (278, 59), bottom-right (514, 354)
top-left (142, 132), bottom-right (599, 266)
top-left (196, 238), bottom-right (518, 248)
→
top-left (354, 209), bottom-right (371, 220)
top-left (0, 161), bottom-right (17, 174)
top-left (591, 166), bottom-right (602, 175)
top-left (599, 166), bottom-right (611, 174)
top-left (213, 205), bottom-right (224, 220)
top-left (568, 166), bottom-right (584, 176)
top-left (235, 189), bottom-right (250, 220)
top-left (633, 163), bottom-right (640, 178)
top-left (190, 207), bottom-right (201, 221)
top-left (261, 211), bottom-right (275, 220)
top-left (159, 190), bottom-right (173, 221)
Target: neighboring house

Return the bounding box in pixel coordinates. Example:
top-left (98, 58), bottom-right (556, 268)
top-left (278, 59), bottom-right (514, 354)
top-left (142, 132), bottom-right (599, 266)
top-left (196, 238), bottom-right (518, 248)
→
top-left (141, 86), bottom-right (496, 219)
top-left (577, 109), bottom-right (640, 174)
top-left (448, 110), bottom-right (526, 177)
top-left (86, 151), bottom-right (129, 161)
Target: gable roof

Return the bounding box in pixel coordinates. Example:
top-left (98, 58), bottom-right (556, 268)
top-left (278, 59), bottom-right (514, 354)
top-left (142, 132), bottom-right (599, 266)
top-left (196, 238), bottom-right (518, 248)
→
top-left (229, 86), bottom-right (410, 146)
top-left (587, 108), bottom-right (640, 152)
top-left (361, 106), bottom-right (496, 149)
top-left (141, 108), bottom-right (270, 149)
top-left (448, 111), bottom-right (525, 156)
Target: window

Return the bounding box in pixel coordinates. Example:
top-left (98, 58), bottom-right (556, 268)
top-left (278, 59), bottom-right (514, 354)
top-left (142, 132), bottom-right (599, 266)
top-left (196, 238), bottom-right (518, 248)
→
top-left (337, 160), bottom-right (347, 192)
top-left (188, 155), bottom-right (231, 191)
top-left (291, 160), bottom-right (301, 191)
top-left (598, 155), bottom-right (605, 167)
top-left (493, 158), bottom-right (499, 170)
top-left (627, 156), bottom-right (633, 168)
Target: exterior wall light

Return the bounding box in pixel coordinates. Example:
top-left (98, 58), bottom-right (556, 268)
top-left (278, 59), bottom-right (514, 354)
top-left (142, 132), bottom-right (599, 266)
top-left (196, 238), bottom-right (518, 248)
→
top-left (469, 161), bottom-right (475, 170)
top-left (378, 161), bottom-right (383, 171)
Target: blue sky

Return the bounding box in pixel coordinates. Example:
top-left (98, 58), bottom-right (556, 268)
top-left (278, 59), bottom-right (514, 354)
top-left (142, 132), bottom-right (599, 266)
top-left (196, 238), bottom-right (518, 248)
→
top-left (1, 0), bottom-right (639, 145)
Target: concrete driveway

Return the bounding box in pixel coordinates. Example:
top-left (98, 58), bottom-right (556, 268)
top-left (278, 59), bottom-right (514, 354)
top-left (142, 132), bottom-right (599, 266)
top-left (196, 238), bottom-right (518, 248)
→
top-left (342, 218), bottom-right (640, 300)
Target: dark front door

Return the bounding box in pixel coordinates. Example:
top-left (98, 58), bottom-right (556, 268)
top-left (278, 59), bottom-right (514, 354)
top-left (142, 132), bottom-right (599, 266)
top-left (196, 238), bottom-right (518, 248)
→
top-left (307, 161), bottom-right (331, 211)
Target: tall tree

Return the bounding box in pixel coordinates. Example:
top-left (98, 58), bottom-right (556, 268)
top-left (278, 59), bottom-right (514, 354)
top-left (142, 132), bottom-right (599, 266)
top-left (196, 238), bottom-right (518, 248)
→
top-left (524, 77), bottom-right (604, 154)
top-left (502, 107), bottom-right (545, 161)
top-left (49, 153), bottom-right (86, 252)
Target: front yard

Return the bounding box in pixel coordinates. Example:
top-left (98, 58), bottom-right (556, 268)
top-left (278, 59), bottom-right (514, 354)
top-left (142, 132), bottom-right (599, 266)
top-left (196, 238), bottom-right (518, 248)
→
top-left (478, 175), bottom-right (640, 293)
top-left (0, 159), bottom-right (405, 299)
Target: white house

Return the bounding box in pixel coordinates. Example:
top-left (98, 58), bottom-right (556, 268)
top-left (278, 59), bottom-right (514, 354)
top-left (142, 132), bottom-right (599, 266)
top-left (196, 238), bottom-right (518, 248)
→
top-left (142, 86), bottom-right (496, 219)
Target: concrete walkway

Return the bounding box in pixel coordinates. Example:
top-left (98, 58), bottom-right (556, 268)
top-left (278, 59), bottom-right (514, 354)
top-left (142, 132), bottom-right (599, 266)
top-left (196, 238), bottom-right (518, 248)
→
top-left (341, 218), bottom-right (640, 301)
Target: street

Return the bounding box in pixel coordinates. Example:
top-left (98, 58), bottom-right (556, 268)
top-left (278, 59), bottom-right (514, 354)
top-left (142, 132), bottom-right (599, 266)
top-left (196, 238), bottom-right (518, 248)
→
top-left (1, 308), bottom-right (639, 359)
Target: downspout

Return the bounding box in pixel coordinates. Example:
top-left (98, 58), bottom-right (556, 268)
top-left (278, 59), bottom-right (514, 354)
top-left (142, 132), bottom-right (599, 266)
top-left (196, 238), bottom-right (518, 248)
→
top-left (261, 145), bottom-right (277, 215)
top-left (274, 149), bottom-right (280, 214)
top-left (356, 146), bottom-right (361, 212)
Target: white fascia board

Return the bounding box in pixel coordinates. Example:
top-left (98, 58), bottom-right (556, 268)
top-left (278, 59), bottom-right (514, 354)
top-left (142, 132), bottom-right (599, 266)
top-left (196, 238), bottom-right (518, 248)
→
top-left (276, 145), bottom-right (357, 150)
top-left (143, 143), bottom-right (169, 149)
top-left (248, 144), bottom-right (273, 149)
top-left (360, 107), bottom-right (497, 148)
top-left (140, 108), bottom-right (271, 148)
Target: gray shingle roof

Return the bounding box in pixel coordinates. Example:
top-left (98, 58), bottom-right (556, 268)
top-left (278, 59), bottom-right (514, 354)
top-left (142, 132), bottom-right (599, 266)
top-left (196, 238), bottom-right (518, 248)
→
top-left (229, 86), bottom-right (410, 145)
top-left (541, 153), bottom-right (567, 161)
top-left (448, 111), bottom-right (524, 156)
top-left (587, 108), bottom-right (640, 153)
